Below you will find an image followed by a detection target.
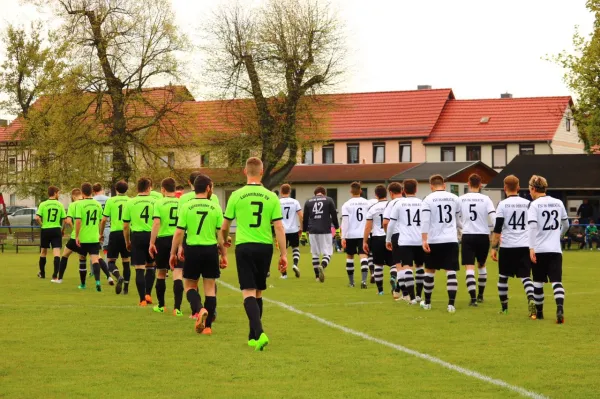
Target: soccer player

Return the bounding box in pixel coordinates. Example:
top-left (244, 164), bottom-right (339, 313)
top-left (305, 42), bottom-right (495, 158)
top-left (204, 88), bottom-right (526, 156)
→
top-left (221, 157), bottom-right (287, 351)
top-left (279, 183), bottom-right (303, 279)
top-left (100, 180), bottom-right (129, 294)
top-left (459, 173), bottom-right (496, 306)
top-left (92, 183), bottom-right (115, 285)
top-left (386, 179), bottom-right (425, 304)
top-left (170, 174), bottom-right (225, 335)
top-left (382, 182), bottom-right (403, 292)
top-left (57, 188), bottom-right (87, 284)
top-left (35, 186), bottom-right (66, 280)
top-left (123, 177), bottom-right (157, 306)
top-left (527, 175), bottom-right (569, 323)
top-left (74, 183), bottom-right (104, 291)
top-left (420, 174), bottom-right (462, 313)
top-left (149, 177), bottom-right (180, 314)
top-left (341, 182), bottom-right (370, 288)
top-left (303, 186), bottom-right (339, 282)
top-left (363, 185), bottom-right (392, 295)
top-left (490, 175), bottom-right (535, 316)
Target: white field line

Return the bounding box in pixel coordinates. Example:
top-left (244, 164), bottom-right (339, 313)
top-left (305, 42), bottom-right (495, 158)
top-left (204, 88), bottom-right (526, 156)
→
top-left (218, 280), bottom-right (548, 399)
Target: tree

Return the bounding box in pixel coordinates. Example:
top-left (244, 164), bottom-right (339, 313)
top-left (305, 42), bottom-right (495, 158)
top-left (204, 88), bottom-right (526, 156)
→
top-left (204, 0), bottom-right (345, 188)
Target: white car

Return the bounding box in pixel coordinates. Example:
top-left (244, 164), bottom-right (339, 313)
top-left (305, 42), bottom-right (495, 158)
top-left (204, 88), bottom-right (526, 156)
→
top-left (7, 208), bottom-right (38, 226)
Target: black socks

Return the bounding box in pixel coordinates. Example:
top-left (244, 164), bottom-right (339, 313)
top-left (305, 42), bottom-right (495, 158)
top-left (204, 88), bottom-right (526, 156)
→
top-left (156, 278), bottom-right (166, 307)
top-left (244, 296), bottom-right (264, 340)
top-left (145, 268), bottom-right (155, 296)
top-left (204, 296), bottom-right (216, 328)
top-left (173, 279), bottom-right (184, 311)
top-left (39, 257), bottom-right (47, 277)
top-left (186, 289), bottom-right (201, 315)
top-left (58, 257), bottom-right (68, 279)
top-left (135, 269), bottom-right (146, 302)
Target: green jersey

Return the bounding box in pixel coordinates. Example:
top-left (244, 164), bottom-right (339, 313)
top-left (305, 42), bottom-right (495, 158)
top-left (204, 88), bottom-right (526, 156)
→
top-left (177, 198), bottom-right (223, 246)
top-left (224, 184), bottom-right (282, 245)
top-left (123, 195), bottom-right (156, 232)
top-left (179, 191), bottom-right (220, 209)
top-left (75, 198), bottom-right (103, 243)
top-left (150, 191), bottom-right (163, 200)
top-left (36, 199), bottom-right (66, 229)
top-left (586, 225), bottom-right (598, 236)
top-left (67, 201), bottom-right (80, 239)
top-left (153, 196), bottom-right (180, 237)
top-left (102, 195), bottom-right (130, 232)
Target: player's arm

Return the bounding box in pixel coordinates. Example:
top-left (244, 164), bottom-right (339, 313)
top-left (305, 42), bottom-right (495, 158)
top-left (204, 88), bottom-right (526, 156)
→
top-left (170, 228), bottom-right (185, 269)
top-left (302, 201), bottom-right (310, 233)
top-left (527, 205), bottom-right (538, 263)
top-left (297, 209), bottom-right (304, 235)
top-left (149, 218), bottom-right (161, 256)
top-left (421, 200), bottom-right (431, 253)
top-left (273, 219), bottom-right (287, 272)
top-left (221, 218), bottom-right (232, 244)
top-left (35, 204), bottom-right (43, 226)
top-left (363, 219), bottom-right (373, 253)
top-left (330, 199), bottom-right (340, 229)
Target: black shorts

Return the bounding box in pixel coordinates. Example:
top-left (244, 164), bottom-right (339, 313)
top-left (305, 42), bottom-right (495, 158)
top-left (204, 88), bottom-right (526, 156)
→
top-left (370, 236), bottom-right (394, 266)
top-left (345, 238), bottom-right (365, 256)
top-left (66, 238), bottom-right (85, 256)
top-left (398, 245), bottom-right (426, 267)
top-left (426, 242), bottom-right (459, 271)
top-left (107, 231), bottom-right (130, 259)
top-left (499, 247), bottom-right (531, 278)
top-left (532, 253), bottom-right (562, 282)
top-left (131, 232), bottom-right (153, 266)
top-left (391, 233), bottom-right (401, 264)
top-left (183, 244), bottom-right (220, 280)
top-left (461, 234), bottom-right (490, 266)
top-left (286, 232), bottom-right (300, 248)
top-left (235, 243), bottom-right (274, 291)
top-left (41, 228), bottom-right (62, 249)
top-left (79, 242), bottom-right (101, 256)
top-left (155, 235), bottom-right (173, 270)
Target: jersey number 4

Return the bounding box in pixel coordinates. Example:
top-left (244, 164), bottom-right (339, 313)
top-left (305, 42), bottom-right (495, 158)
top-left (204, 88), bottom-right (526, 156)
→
top-left (508, 212), bottom-right (525, 230)
top-left (406, 209), bottom-right (421, 226)
top-left (140, 206), bottom-right (150, 224)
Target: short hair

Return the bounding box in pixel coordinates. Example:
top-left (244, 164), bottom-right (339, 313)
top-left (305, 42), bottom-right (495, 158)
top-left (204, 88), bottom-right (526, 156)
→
top-left (503, 175), bottom-right (519, 192)
top-left (71, 188), bottom-right (81, 200)
top-left (115, 180), bottom-right (128, 194)
top-left (280, 184), bottom-right (291, 195)
top-left (92, 183), bottom-right (103, 193)
top-left (245, 157), bottom-right (263, 177)
top-left (161, 177), bottom-right (176, 193)
top-left (350, 181), bottom-right (361, 195)
top-left (387, 182), bottom-right (403, 194)
top-left (314, 186), bottom-right (326, 195)
top-left (194, 174), bottom-right (212, 194)
top-left (175, 185), bottom-right (185, 191)
top-left (188, 171), bottom-right (201, 185)
top-left (429, 174), bottom-right (444, 186)
top-left (573, 219), bottom-right (580, 224)
top-left (403, 179), bottom-right (418, 195)
top-left (48, 185), bottom-right (59, 197)
top-left (81, 182), bottom-right (93, 196)
top-left (590, 219), bottom-right (596, 224)
top-left (468, 173), bottom-right (482, 188)
top-left (529, 175), bottom-right (548, 193)
top-left (374, 184), bottom-right (387, 199)
top-left (137, 177), bottom-right (152, 193)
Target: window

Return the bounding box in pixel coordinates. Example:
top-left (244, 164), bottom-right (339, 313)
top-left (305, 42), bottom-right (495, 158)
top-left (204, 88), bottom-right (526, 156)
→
top-left (566, 118), bottom-right (571, 132)
top-left (519, 144), bottom-right (535, 156)
top-left (200, 153), bottom-right (210, 167)
top-left (464, 186), bottom-right (469, 194)
top-left (291, 188), bottom-right (297, 199)
top-left (373, 143), bottom-right (385, 163)
top-left (326, 188), bottom-right (338, 208)
top-left (228, 149), bottom-right (249, 167)
top-left (347, 143), bottom-right (359, 164)
top-left (160, 152), bottom-right (175, 168)
top-left (322, 145), bottom-right (334, 164)
top-left (492, 145), bottom-right (507, 168)
top-left (399, 142), bottom-right (412, 162)
top-left (8, 157), bottom-right (16, 172)
top-left (466, 146), bottom-right (481, 161)
top-left (361, 188), bottom-right (368, 200)
top-left (302, 147), bottom-right (314, 165)
top-left (9, 194), bottom-right (16, 206)
top-left (450, 184), bottom-right (459, 196)
top-left (441, 147), bottom-right (455, 162)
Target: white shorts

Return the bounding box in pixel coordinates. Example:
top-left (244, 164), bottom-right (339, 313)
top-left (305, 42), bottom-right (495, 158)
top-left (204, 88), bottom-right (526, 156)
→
top-left (309, 234), bottom-right (333, 257)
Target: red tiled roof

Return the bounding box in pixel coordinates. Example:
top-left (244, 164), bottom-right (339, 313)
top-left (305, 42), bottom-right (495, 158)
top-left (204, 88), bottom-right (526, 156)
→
top-left (286, 163), bottom-right (419, 183)
top-left (323, 89), bottom-right (454, 140)
top-left (0, 126), bottom-right (6, 141)
top-left (426, 96), bottom-right (572, 144)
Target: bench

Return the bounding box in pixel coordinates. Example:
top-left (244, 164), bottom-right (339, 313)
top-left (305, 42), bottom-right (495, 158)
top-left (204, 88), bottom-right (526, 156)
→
top-left (0, 232), bottom-right (6, 253)
top-left (14, 231), bottom-right (40, 253)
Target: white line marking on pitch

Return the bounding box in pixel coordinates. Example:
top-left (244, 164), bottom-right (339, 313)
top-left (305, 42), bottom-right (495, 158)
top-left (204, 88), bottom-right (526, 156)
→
top-left (218, 280), bottom-right (548, 399)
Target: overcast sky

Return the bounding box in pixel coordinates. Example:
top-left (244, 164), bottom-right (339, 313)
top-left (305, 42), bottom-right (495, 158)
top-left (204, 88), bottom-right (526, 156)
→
top-left (0, 0), bottom-right (594, 120)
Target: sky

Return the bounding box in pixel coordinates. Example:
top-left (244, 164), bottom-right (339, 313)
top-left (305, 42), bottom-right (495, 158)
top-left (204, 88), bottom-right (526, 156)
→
top-left (0, 0), bottom-right (594, 120)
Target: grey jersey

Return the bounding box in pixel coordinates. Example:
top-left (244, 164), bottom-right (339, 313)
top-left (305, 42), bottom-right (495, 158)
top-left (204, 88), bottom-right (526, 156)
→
top-left (303, 195), bottom-right (339, 234)
top-left (94, 194), bottom-right (110, 228)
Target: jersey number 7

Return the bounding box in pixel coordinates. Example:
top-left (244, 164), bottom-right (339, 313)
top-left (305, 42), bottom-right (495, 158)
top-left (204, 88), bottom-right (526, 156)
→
top-left (196, 211), bottom-right (208, 234)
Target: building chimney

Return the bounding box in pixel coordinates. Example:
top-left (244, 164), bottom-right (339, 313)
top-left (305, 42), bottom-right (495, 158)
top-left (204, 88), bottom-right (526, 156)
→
top-left (417, 85), bottom-right (432, 90)
top-left (0, 119), bottom-right (8, 127)
top-left (501, 93), bottom-right (513, 99)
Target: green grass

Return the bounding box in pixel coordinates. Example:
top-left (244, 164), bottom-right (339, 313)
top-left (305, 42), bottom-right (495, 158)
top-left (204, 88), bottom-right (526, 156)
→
top-left (1, 247), bottom-right (599, 398)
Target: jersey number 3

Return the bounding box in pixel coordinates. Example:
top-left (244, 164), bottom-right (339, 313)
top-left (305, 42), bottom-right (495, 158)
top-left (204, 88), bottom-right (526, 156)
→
top-left (250, 201), bottom-right (263, 228)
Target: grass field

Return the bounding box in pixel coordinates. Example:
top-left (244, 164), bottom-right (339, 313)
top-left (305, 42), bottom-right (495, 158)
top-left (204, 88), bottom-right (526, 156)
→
top-left (1, 246), bottom-right (599, 399)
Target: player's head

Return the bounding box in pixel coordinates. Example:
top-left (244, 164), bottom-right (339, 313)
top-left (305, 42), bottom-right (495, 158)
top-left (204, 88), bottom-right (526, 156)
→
top-left (193, 174), bottom-right (213, 196)
top-left (280, 183), bottom-right (291, 197)
top-left (350, 181), bottom-right (361, 196)
top-left (314, 186), bottom-right (326, 196)
top-left (81, 182), bottom-right (93, 197)
top-left (590, 219), bottom-right (596, 225)
top-left (92, 183), bottom-right (103, 194)
top-left (161, 177), bottom-right (176, 194)
top-left (468, 173), bottom-right (482, 192)
top-left (47, 185), bottom-right (60, 198)
top-left (244, 157), bottom-right (263, 179)
top-left (71, 188), bottom-right (82, 201)
top-left (503, 175), bottom-right (520, 195)
top-left (387, 182), bottom-right (403, 198)
top-left (528, 175), bottom-right (547, 199)
top-left (176, 185), bottom-right (184, 191)
top-left (402, 179), bottom-right (418, 195)
top-left (115, 180), bottom-right (128, 194)
top-left (137, 177), bottom-right (152, 194)
top-left (188, 171), bottom-right (201, 187)
top-left (429, 174), bottom-right (445, 190)
top-left (374, 184), bottom-right (387, 200)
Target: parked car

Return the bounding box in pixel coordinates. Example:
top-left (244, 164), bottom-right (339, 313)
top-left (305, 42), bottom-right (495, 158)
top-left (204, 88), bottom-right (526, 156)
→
top-left (6, 208), bottom-right (38, 226)
top-left (0, 205), bottom-right (25, 218)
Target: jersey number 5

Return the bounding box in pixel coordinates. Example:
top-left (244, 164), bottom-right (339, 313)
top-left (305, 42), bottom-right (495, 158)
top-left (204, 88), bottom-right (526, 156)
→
top-left (250, 201), bottom-right (263, 228)
top-left (469, 204), bottom-right (477, 221)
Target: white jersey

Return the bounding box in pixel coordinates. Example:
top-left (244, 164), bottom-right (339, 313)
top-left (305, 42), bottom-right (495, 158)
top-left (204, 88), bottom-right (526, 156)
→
top-left (527, 195), bottom-right (568, 253)
top-left (383, 198), bottom-right (402, 235)
top-left (389, 196), bottom-right (423, 246)
top-left (341, 197), bottom-right (370, 239)
top-left (421, 190), bottom-right (461, 244)
top-left (495, 195), bottom-right (530, 248)
top-left (94, 194), bottom-right (110, 228)
top-left (279, 197), bottom-right (302, 234)
top-left (459, 192), bottom-right (496, 235)
top-left (366, 200), bottom-right (388, 237)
